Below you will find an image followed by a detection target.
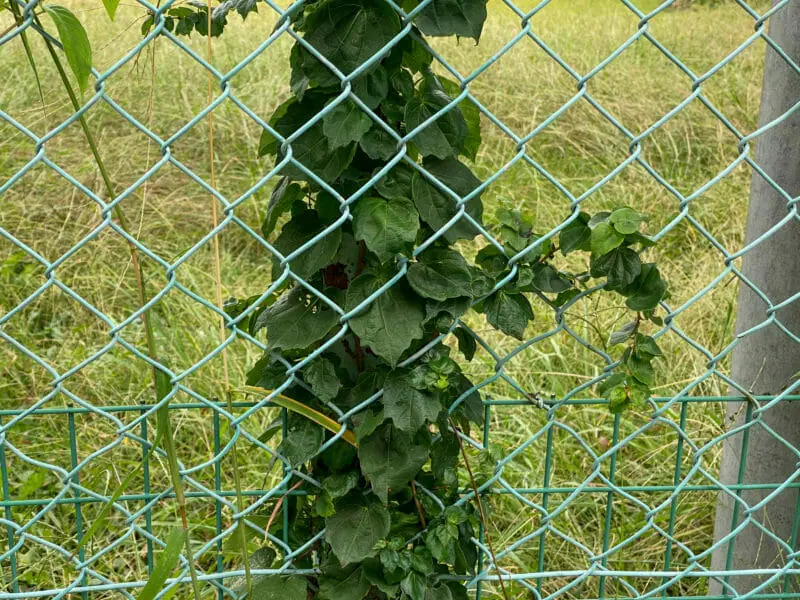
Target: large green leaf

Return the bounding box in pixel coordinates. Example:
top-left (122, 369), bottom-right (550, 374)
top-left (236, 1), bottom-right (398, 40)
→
top-left (353, 65), bottom-right (389, 109)
top-left (559, 212), bottom-right (591, 255)
top-left (304, 0), bottom-right (401, 75)
top-left (353, 197), bottom-right (419, 262)
top-left (358, 423), bottom-right (430, 502)
top-left (621, 263), bottom-right (667, 311)
top-left (325, 493), bottom-right (391, 564)
top-left (590, 222), bottom-right (624, 257)
top-left (415, 0), bottom-right (488, 41)
top-left (258, 287), bottom-right (339, 351)
top-left (412, 158), bottom-right (483, 242)
top-left (279, 412), bottom-right (324, 465)
top-left (591, 246), bottom-right (641, 290)
top-left (383, 368), bottom-right (441, 433)
top-left (439, 77), bottom-right (481, 161)
top-left (346, 274), bottom-right (425, 366)
top-left (360, 126), bottom-right (397, 161)
top-left (259, 94), bottom-right (355, 183)
top-left (405, 78), bottom-right (467, 159)
top-left (262, 177), bottom-right (305, 238)
top-left (250, 575), bottom-right (308, 600)
top-left (305, 357), bottom-right (341, 401)
top-left (319, 563), bottom-right (371, 600)
top-left (484, 291), bottom-right (533, 340)
top-left (323, 100), bottom-right (373, 149)
top-left (407, 248), bottom-right (472, 301)
top-left (44, 6), bottom-right (92, 93)
top-left (272, 209), bottom-right (342, 279)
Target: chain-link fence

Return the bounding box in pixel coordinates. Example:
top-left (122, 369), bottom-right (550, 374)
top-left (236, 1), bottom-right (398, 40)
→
top-left (1, 0), bottom-right (799, 598)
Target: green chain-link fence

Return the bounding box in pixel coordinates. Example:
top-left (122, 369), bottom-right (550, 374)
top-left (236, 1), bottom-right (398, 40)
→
top-left (1, 0), bottom-right (799, 598)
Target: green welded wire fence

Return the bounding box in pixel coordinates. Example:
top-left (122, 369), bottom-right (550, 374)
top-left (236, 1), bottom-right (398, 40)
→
top-left (1, 0), bottom-right (800, 598)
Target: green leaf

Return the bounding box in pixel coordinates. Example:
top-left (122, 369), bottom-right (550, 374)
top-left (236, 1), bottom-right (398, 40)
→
top-left (279, 412), bottom-right (324, 465)
top-left (591, 247), bottom-right (641, 290)
top-left (305, 357), bottom-right (341, 402)
top-left (609, 207), bottom-right (646, 235)
top-left (621, 263), bottom-right (667, 311)
top-left (627, 356), bottom-right (654, 387)
top-left (246, 353), bottom-right (288, 389)
top-left (136, 528), bottom-right (183, 600)
top-left (635, 334), bottom-right (662, 357)
top-left (375, 164), bottom-right (414, 200)
top-left (259, 94), bottom-right (355, 183)
top-left (319, 564), bottom-right (371, 600)
top-left (352, 407), bottom-right (385, 442)
top-left (439, 77), bottom-right (481, 161)
top-left (102, 0), bottom-right (120, 20)
top-left (272, 209), bottom-right (342, 279)
top-left (323, 101), bottom-right (373, 149)
top-left (453, 325), bottom-right (476, 361)
top-left (484, 291), bottom-right (533, 340)
top-left (259, 287), bottom-right (339, 351)
top-left (597, 372), bottom-right (626, 397)
top-left (44, 6), bottom-right (92, 93)
top-left (390, 68), bottom-right (415, 97)
top-left (322, 471), bottom-right (360, 500)
top-left (212, 0), bottom-right (260, 21)
top-left (383, 368), bottom-right (441, 433)
top-left (353, 197), bottom-right (419, 262)
top-left (401, 572), bottom-right (427, 600)
top-left (353, 65), bottom-right (389, 109)
top-left (304, 0), bottom-right (401, 75)
top-left (559, 212), bottom-right (591, 255)
top-left (412, 158), bottom-right (483, 242)
top-left (250, 575), bottom-right (308, 600)
top-left (325, 493), bottom-right (391, 564)
top-left (415, 0), bottom-right (488, 41)
top-left (358, 423), bottom-right (430, 502)
top-left (590, 222), bottom-right (625, 257)
top-left (407, 248), bottom-right (472, 301)
top-left (262, 177), bottom-right (305, 238)
top-left (531, 263), bottom-right (572, 294)
top-left (405, 82), bottom-right (467, 159)
top-left (360, 126), bottom-right (397, 161)
top-left (346, 274), bottom-right (425, 366)
top-left (607, 385), bottom-right (630, 413)
top-left (608, 321), bottom-right (636, 345)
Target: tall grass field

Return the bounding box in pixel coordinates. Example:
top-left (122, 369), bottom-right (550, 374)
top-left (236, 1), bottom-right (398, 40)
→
top-left (0, 0), bottom-right (772, 598)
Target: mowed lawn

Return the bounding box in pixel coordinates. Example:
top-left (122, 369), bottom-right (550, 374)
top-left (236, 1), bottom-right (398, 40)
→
top-left (0, 0), bottom-right (770, 598)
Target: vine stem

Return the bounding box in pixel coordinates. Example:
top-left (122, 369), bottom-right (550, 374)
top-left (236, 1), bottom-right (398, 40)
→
top-left (448, 417), bottom-right (510, 600)
top-left (36, 18), bottom-right (202, 599)
top-left (410, 480), bottom-right (426, 528)
top-left (263, 480), bottom-right (304, 545)
top-left (204, 4), bottom-right (253, 594)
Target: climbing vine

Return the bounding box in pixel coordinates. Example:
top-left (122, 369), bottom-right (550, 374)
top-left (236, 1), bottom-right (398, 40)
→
top-left (11, 0), bottom-right (669, 597)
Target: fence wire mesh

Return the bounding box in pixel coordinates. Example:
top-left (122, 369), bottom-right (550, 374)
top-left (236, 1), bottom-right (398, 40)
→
top-left (1, 0), bottom-right (799, 598)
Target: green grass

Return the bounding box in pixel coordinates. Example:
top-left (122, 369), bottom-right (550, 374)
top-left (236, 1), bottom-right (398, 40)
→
top-left (0, 0), bottom-right (770, 598)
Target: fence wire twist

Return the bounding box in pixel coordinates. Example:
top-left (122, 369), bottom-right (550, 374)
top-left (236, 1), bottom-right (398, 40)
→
top-left (1, 0), bottom-right (799, 598)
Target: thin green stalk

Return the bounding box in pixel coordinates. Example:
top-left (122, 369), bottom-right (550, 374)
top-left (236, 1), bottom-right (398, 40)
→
top-left (7, 3), bottom-right (47, 118)
top-left (37, 19), bottom-right (202, 599)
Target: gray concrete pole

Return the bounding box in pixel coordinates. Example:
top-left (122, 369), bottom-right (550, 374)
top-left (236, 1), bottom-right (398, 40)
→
top-left (709, 1), bottom-right (800, 595)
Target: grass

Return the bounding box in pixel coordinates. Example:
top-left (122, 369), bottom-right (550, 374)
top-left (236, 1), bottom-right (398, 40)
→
top-left (0, 0), bottom-right (773, 598)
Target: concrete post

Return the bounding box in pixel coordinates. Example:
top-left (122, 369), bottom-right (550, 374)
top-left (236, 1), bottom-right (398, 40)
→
top-left (709, 1), bottom-right (800, 595)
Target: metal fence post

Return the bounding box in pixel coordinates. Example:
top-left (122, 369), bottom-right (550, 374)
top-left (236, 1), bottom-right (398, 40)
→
top-left (709, 1), bottom-right (800, 595)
